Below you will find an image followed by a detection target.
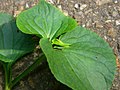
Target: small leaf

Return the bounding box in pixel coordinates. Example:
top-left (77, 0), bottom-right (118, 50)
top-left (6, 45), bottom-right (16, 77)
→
top-left (0, 13), bottom-right (35, 63)
top-left (16, 0), bottom-right (77, 40)
top-left (40, 26), bottom-right (116, 90)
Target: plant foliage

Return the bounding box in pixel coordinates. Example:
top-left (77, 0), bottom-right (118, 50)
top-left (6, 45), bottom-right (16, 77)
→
top-left (0, 13), bottom-right (35, 90)
top-left (16, 0), bottom-right (116, 90)
top-left (0, 13), bottom-right (35, 63)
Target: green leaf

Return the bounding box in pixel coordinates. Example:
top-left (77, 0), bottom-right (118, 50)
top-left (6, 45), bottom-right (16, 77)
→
top-left (16, 0), bottom-right (77, 40)
top-left (0, 13), bottom-right (13, 26)
top-left (0, 13), bottom-right (35, 63)
top-left (0, 54), bottom-right (12, 63)
top-left (40, 26), bottom-right (116, 90)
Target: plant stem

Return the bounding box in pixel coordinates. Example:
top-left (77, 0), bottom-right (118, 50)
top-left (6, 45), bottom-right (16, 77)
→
top-left (10, 54), bottom-right (45, 88)
top-left (5, 85), bottom-right (10, 90)
top-left (3, 63), bottom-right (12, 90)
top-left (52, 39), bottom-right (70, 48)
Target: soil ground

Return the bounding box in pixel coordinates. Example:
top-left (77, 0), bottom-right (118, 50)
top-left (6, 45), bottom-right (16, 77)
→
top-left (0, 0), bottom-right (120, 90)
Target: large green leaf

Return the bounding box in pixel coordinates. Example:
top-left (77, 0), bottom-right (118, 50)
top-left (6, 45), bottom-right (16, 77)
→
top-left (16, 0), bottom-right (77, 40)
top-left (40, 26), bottom-right (116, 90)
top-left (0, 13), bottom-right (35, 63)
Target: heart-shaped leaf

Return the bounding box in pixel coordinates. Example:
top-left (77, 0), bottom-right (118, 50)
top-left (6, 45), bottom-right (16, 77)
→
top-left (40, 26), bottom-right (116, 90)
top-left (0, 13), bottom-right (35, 63)
top-left (16, 0), bottom-right (77, 40)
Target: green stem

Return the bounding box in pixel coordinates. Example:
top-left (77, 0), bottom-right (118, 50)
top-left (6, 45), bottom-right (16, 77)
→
top-left (5, 85), bottom-right (10, 90)
top-left (52, 39), bottom-right (70, 48)
top-left (10, 54), bottom-right (45, 88)
top-left (3, 63), bottom-right (12, 90)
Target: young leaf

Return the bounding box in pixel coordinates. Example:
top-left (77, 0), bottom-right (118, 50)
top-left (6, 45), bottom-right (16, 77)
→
top-left (16, 0), bottom-right (77, 40)
top-left (0, 13), bottom-right (35, 63)
top-left (40, 26), bottom-right (116, 90)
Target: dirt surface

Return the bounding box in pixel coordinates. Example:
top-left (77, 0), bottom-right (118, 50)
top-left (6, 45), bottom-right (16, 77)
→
top-left (0, 0), bottom-right (120, 90)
